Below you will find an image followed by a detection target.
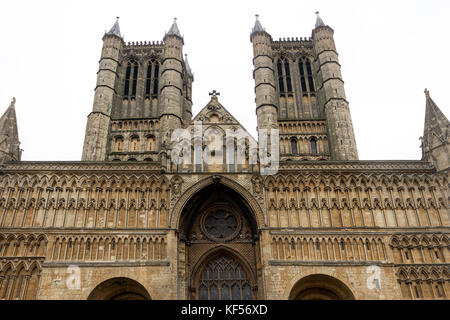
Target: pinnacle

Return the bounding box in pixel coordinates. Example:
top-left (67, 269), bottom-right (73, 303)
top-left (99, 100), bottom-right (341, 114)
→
top-left (185, 54), bottom-right (193, 78)
top-left (315, 11), bottom-right (326, 28)
top-left (252, 14), bottom-right (265, 33)
top-left (106, 17), bottom-right (122, 38)
top-left (167, 17), bottom-right (182, 37)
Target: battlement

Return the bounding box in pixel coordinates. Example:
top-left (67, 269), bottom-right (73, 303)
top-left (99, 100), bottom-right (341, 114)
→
top-left (124, 40), bottom-right (165, 48)
top-left (274, 37), bottom-right (313, 43)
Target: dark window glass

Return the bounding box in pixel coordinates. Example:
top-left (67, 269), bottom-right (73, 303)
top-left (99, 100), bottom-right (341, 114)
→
top-left (198, 256), bottom-right (252, 301)
top-left (291, 139), bottom-right (298, 154)
top-left (145, 64), bottom-right (152, 95)
top-left (132, 64), bottom-right (138, 96)
top-left (311, 138), bottom-right (317, 155)
top-left (308, 76), bottom-right (315, 92)
top-left (153, 63), bottom-right (159, 95)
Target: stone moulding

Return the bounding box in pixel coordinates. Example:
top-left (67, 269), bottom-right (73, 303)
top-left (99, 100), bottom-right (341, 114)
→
top-left (43, 261), bottom-right (170, 268)
top-left (0, 160), bottom-right (435, 174)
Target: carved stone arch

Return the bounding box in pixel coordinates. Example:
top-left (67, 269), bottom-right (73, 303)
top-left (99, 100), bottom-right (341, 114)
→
top-left (171, 176), bottom-right (264, 229)
top-left (2, 261), bottom-right (15, 273)
top-left (87, 277), bottom-right (151, 300)
top-left (441, 235), bottom-right (449, 246)
top-left (264, 176), bottom-right (276, 189)
top-left (287, 273), bottom-right (356, 300)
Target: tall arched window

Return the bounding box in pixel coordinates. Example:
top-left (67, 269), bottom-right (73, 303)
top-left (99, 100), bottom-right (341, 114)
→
top-left (298, 58), bottom-right (316, 94)
top-left (291, 138), bottom-right (298, 154)
top-left (277, 61), bottom-right (285, 94)
top-left (285, 60), bottom-right (292, 93)
top-left (114, 136), bottom-right (124, 152)
top-left (124, 60), bottom-right (139, 98)
top-left (310, 137), bottom-right (318, 155)
top-left (277, 57), bottom-right (292, 95)
top-left (305, 60), bottom-right (315, 92)
top-left (131, 136), bottom-right (140, 152)
top-left (146, 135), bottom-right (155, 151)
top-left (145, 59), bottom-right (160, 98)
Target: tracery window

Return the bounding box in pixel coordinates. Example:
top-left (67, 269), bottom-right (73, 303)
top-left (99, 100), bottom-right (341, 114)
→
top-left (298, 57), bottom-right (316, 95)
top-left (298, 57), bottom-right (316, 94)
top-left (198, 256), bottom-right (253, 300)
top-left (145, 59), bottom-right (159, 98)
top-left (202, 209), bottom-right (240, 242)
top-left (277, 57), bottom-right (292, 96)
top-left (124, 60), bottom-right (139, 98)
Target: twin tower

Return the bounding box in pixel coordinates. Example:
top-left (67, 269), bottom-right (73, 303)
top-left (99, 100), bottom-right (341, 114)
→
top-left (82, 14), bottom-right (359, 163)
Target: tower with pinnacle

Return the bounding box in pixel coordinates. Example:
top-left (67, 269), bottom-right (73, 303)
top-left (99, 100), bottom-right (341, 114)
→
top-left (251, 13), bottom-right (359, 161)
top-left (81, 18), bottom-right (193, 162)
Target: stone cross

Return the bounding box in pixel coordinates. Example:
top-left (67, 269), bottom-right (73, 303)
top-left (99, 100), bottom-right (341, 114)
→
top-left (209, 90), bottom-right (220, 97)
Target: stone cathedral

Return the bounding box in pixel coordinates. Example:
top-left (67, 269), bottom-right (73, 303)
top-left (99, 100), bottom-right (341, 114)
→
top-left (0, 14), bottom-right (449, 300)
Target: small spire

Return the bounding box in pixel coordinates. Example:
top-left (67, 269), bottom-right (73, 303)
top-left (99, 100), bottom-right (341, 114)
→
top-left (184, 54), bottom-right (193, 78)
top-left (252, 14), bottom-right (265, 33)
top-left (0, 97), bottom-right (21, 162)
top-left (315, 11), bottom-right (326, 28)
top-left (106, 17), bottom-right (122, 38)
top-left (167, 17), bottom-right (182, 37)
top-left (422, 88), bottom-right (450, 170)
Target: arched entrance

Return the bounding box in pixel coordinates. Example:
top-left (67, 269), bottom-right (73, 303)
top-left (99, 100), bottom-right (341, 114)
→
top-left (178, 180), bottom-right (261, 300)
top-left (87, 277), bottom-right (151, 300)
top-left (289, 274), bottom-right (355, 300)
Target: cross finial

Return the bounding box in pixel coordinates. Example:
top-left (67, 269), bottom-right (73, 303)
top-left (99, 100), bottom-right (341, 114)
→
top-left (256, 14), bottom-right (259, 19)
top-left (209, 90), bottom-right (220, 98)
top-left (10, 97), bottom-right (16, 107)
top-left (174, 17), bottom-right (177, 21)
top-left (316, 11), bottom-right (320, 15)
top-left (116, 16), bottom-right (119, 20)
top-left (425, 88), bottom-right (430, 98)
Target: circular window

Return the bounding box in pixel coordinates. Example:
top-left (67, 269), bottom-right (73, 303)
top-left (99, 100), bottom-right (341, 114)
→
top-left (201, 207), bottom-right (241, 242)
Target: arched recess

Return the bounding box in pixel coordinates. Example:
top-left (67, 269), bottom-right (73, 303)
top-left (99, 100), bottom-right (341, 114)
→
top-left (87, 277), bottom-right (151, 300)
top-left (176, 176), bottom-right (263, 300)
top-left (171, 175), bottom-right (264, 230)
top-left (192, 247), bottom-right (256, 300)
top-left (289, 274), bottom-right (355, 300)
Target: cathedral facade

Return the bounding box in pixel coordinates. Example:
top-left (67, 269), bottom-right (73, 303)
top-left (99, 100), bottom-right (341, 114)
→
top-left (0, 14), bottom-right (449, 300)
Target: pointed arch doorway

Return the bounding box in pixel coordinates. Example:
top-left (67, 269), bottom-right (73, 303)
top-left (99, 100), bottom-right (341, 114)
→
top-left (177, 181), bottom-right (262, 300)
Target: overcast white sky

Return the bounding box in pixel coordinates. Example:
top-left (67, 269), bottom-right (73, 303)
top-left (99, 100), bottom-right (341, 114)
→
top-left (0, 0), bottom-right (449, 161)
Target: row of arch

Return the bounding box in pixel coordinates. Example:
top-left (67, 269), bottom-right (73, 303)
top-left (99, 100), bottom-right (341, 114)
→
top-left (0, 260), bottom-right (41, 300)
top-left (0, 234), bottom-right (47, 257)
top-left (390, 234), bottom-right (448, 265)
top-left (278, 121), bottom-right (327, 134)
top-left (0, 173), bottom-right (171, 191)
top-left (280, 136), bottom-right (325, 156)
top-left (263, 173), bottom-right (448, 189)
top-left (112, 134), bottom-right (157, 153)
top-left (271, 236), bottom-right (387, 262)
top-left (110, 119), bottom-right (159, 131)
top-left (397, 266), bottom-right (449, 299)
top-left (50, 235), bottom-right (167, 262)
